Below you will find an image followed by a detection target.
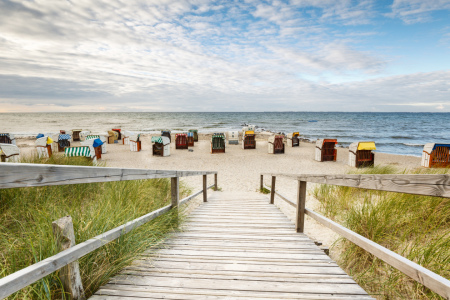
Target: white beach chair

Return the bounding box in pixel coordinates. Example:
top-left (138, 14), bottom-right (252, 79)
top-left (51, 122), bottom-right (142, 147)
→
top-left (0, 143), bottom-right (20, 162)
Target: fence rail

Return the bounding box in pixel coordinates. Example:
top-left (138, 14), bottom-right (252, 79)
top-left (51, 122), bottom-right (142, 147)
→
top-left (0, 163), bottom-right (217, 299)
top-left (261, 173), bottom-right (450, 300)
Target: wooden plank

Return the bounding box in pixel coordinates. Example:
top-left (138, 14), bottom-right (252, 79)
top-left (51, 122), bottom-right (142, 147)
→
top-left (96, 285), bottom-right (375, 299)
top-left (262, 173), bottom-right (450, 198)
top-left (203, 174), bottom-right (207, 202)
top-left (108, 275), bottom-right (369, 295)
top-left (171, 177), bottom-right (179, 208)
top-left (0, 163), bottom-right (217, 189)
top-left (178, 184), bottom-right (215, 206)
top-left (270, 175), bottom-right (276, 204)
top-left (305, 208), bottom-right (450, 300)
top-left (0, 204), bottom-right (172, 299)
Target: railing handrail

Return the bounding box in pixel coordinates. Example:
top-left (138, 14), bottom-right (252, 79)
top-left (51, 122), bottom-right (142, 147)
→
top-left (261, 172), bottom-right (450, 198)
top-left (0, 163), bottom-right (217, 189)
top-left (260, 173), bottom-right (450, 299)
top-left (0, 163), bottom-right (218, 299)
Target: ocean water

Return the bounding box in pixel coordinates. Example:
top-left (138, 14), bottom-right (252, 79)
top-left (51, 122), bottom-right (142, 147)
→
top-left (1, 112), bottom-right (449, 156)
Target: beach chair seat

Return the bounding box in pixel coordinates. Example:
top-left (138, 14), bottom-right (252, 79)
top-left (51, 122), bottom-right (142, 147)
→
top-left (287, 132), bottom-right (300, 147)
top-left (152, 136), bottom-right (170, 156)
top-left (349, 141), bottom-right (375, 167)
top-left (161, 131), bottom-right (171, 142)
top-left (315, 139), bottom-right (337, 162)
top-left (175, 133), bottom-right (188, 150)
top-left (211, 133), bottom-right (225, 153)
top-left (228, 131), bottom-right (239, 145)
top-left (81, 138), bottom-right (103, 159)
top-left (422, 143), bottom-right (450, 168)
top-left (187, 132), bottom-right (195, 147)
top-left (130, 134), bottom-right (141, 152)
top-left (189, 129), bottom-right (198, 142)
top-left (242, 131), bottom-right (256, 149)
top-left (35, 136), bottom-right (53, 158)
top-left (0, 143), bottom-right (20, 162)
top-left (72, 129), bottom-right (82, 141)
top-left (0, 133), bottom-right (15, 145)
top-left (268, 135), bottom-right (285, 154)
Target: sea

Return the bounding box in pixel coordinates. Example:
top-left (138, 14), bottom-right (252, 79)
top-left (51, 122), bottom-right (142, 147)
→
top-left (1, 112), bottom-right (449, 157)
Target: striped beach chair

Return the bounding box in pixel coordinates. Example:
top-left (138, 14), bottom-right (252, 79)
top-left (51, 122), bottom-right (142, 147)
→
top-left (152, 136), bottom-right (170, 157)
top-left (175, 133), bottom-right (188, 150)
top-left (0, 133), bottom-right (15, 145)
top-left (268, 135), bottom-right (285, 154)
top-left (82, 139), bottom-right (103, 159)
top-left (189, 129), bottom-right (198, 142)
top-left (422, 143), bottom-right (450, 168)
top-left (211, 133), bottom-right (225, 154)
top-left (130, 134), bottom-right (141, 152)
top-left (65, 146), bottom-right (96, 162)
top-left (187, 132), bottom-right (195, 147)
top-left (0, 143), bottom-right (20, 162)
top-left (57, 134), bottom-right (71, 152)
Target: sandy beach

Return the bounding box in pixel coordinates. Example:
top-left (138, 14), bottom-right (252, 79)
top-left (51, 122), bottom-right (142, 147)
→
top-left (14, 133), bottom-right (421, 256)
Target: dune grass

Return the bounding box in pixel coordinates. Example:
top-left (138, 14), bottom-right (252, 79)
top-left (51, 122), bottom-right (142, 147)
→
top-left (0, 155), bottom-right (192, 299)
top-left (313, 165), bottom-right (450, 299)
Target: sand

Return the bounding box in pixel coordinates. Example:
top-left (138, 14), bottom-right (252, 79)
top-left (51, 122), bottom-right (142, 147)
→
top-left (14, 134), bottom-right (421, 257)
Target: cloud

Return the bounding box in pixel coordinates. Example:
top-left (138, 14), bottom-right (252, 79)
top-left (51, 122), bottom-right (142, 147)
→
top-left (389, 0), bottom-right (450, 24)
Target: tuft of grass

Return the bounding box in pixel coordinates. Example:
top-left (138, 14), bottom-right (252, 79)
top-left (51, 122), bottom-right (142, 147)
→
top-left (313, 166), bottom-right (450, 299)
top-left (259, 187), bottom-right (270, 194)
top-left (0, 155), bottom-right (191, 299)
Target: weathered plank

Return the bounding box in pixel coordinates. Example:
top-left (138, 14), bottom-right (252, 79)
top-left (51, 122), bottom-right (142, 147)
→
top-left (0, 163), bottom-right (217, 189)
top-left (262, 173), bottom-right (450, 198)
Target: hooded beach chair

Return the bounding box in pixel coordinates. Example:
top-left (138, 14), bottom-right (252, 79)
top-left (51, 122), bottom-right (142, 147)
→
top-left (65, 145), bottom-right (96, 163)
top-left (315, 139), bottom-right (337, 162)
top-left (72, 129), bottom-right (82, 141)
top-left (228, 131), bottom-right (239, 145)
top-left (187, 132), bottom-right (195, 147)
top-left (130, 134), bottom-right (141, 152)
top-left (35, 136), bottom-right (53, 158)
top-left (0, 143), bottom-right (20, 162)
top-left (211, 133), bottom-right (226, 154)
top-left (0, 133), bottom-right (15, 145)
top-left (175, 133), bottom-right (188, 150)
top-left (112, 129), bottom-right (121, 142)
top-left (79, 131), bottom-right (91, 142)
top-left (268, 135), bottom-right (285, 154)
top-left (152, 136), bottom-right (170, 157)
top-left (161, 130), bottom-right (171, 142)
top-left (107, 131), bottom-right (117, 144)
top-left (421, 143), bottom-right (450, 168)
top-left (348, 141), bottom-right (376, 167)
top-left (189, 129), bottom-right (198, 142)
top-left (81, 138), bottom-right (103, 159)
top-left (287, 132), bottom-right (300, 147)
top-left (122, 130), bottom-right (133, 145)
top-left (242, 131), bottom-right (256, 149)
top-left (57, 134), bottom-right (72, 152)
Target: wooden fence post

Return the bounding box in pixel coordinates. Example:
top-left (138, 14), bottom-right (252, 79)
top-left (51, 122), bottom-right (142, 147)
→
top-left (214, 173), bottom-right (218, 191)
top-left (52, 216), bottom-right (86, 300)
top-left (296, 180), bottom-right (307, 233)
top-left (260, 175), bottom-right (263, 191)
top-left (171, 177), bottom-right (179, 208)
top-left (203, 174), bottom-right (207, 202)
top-left (270, 176), bottom-right (276, 204)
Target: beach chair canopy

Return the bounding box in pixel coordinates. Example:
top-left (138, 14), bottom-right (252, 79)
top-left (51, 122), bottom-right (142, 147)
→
top-left (36, 133), bottom-right (45, 139)
top-left (423, 143), bottom-right (450, 153)
top-left (65, 146), bottom-right (91, 157)
top-left (72, 129), bottom-right (82, 133)
top-left (59, 134), bottom-right (71, 141)
top-left (35, 136), bottom-right (53, 146)
top-left (152, 136), bottom-right (170, 145)
top-left (176, 133), bottom-right (187, 138)
top-left (0, 143), bottom-right (20, 157)
top-left (187, 132), bottom-right (194, 137)
top-left (293, 132), bottom-right (299, 137)
top-left (357, 141), bottom-right (376, 151)
top-left (316, 139), bottom-right (337, 148)
top-left (189, 129), bottom-right (198, 133)
top-left (244, 130), bottom-right (255, 136)
top-left (130, 134), bottom-right (140, 142)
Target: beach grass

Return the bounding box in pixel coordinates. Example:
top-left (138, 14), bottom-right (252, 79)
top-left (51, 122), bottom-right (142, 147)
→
top-left (0, 155), bottom-right (191, 299)
top-left (312, 166), bottom-right (450, 299)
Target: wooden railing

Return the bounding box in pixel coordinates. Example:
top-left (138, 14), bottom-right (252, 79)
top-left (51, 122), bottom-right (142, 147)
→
top-left (260, 173), bottom-right (450, 300)
top-left (0, 163), bottom-right (217, 299)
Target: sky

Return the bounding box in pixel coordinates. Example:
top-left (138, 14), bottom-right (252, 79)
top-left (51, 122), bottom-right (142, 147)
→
top-left (0, 0), bottom-right (450, 112)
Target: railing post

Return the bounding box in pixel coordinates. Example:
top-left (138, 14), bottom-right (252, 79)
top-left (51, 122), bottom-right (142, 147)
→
top-left (296, 180), bottom-right (307, 233)
top-left (203, 174), bottom-right (207, 202)
top-left (270, 176), bottom-right (276, 204)
top-left (214, 173), bottom-right (218, 191)
top-left (171, 177), bottom-right (179, 208)
top-left (260, 174), bottom-right (263, 191)
top-left (52, 216), bottom-right (86, 300)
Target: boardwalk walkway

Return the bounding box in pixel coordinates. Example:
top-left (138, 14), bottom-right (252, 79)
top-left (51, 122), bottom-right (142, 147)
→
top-left (91, 192), bottom-right (373, 299)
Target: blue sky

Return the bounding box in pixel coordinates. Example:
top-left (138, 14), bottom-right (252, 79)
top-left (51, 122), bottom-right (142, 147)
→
top-left (0, 0), bottom-right (449, 112)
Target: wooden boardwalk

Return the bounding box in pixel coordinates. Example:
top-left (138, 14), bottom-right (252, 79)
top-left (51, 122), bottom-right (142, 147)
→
top-left (91, 192), bottom-right (374, 299)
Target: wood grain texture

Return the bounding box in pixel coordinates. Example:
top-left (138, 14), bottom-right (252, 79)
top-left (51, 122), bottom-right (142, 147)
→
top-left (296, 180), bottom-right (307, 233)
top-left (90, 192), bottom-right (373, 299)
top-left (0, 163), bottom-right (217, 189)
top-left (262, 173), bottom-right (450, 198)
